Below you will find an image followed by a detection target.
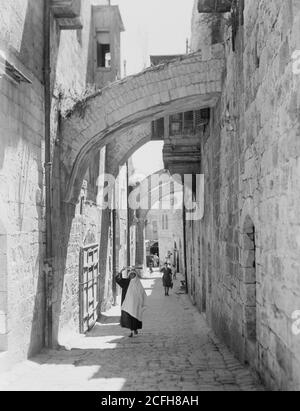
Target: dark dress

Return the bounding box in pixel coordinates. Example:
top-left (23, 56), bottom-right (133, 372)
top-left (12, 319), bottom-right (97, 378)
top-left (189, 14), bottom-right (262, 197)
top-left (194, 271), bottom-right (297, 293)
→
top-left (115, 273), bottom-right (143, 331)
top-left (161, 267), bottom-right (173, 287)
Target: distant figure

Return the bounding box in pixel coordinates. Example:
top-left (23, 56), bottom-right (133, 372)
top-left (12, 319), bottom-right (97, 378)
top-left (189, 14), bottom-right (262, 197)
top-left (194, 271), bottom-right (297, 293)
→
top-left (115, 268), bottom-right (147, 338)
top-left (160, 263), bottom-right (173, 296)
top-left (165, 251), bottom-right (172, 265)
top-left (149, 254), bottom-right (154, 274)
top-left (153, 253), bottom-right (159, 268)
top-left (172, 264), bottom-right (177, 280)
top-left (149, 261), bottom-right (154, 274)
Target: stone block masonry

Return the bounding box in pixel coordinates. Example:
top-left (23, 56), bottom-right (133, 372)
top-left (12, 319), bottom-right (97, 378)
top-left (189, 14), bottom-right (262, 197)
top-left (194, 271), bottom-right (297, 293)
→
top-left (0, 276), bottom-right (265, 392)
top-left (188, 0), bottom-right (300, 391)
top-left (61, 46), bottom-right (225, 205)
top-left (0, 0), bottom-right (45, 363)
top-left (0, 0), bottom-right (121, 365)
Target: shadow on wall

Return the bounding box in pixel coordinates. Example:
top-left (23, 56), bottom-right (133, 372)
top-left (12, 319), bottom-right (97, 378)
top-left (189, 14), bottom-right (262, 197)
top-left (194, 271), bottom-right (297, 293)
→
top-left (18, 0), bottom-right (45, 83)
top-left (0, 0), bottom-right (48, 358)
top-left (25, 0), bottom-right (63, 357)
top-left (0, 0), bottom-right (41, 170)
top-left (27, 186), bottom-right (46, 357)
top-left (50, 141), bottom-right (115, 346)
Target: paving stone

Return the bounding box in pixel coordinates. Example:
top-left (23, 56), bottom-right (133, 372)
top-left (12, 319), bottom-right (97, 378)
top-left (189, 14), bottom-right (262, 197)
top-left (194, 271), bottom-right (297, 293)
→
top-left (0, 276), bottom-right (265, 391)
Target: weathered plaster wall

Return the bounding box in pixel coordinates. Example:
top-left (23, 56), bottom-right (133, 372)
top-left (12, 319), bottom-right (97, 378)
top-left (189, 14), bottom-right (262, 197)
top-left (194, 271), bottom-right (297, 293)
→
top-left (0, 0), bottom-right (121, 358)
top-left (158, 209), bottom-right (184, 268)
top-left (0, 0), bottom-right (45, 362)
top-left (191, 0), bottom-right (226, 50)
top-left (189, 0), bottom-right (300, 391)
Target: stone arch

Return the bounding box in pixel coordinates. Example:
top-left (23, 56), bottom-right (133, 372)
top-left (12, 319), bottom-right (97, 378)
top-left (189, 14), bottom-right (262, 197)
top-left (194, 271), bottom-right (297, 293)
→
top-left (132, 170), bottom-right (183, 269)
top-left (105, 123), bottom-right (153, 178)
top-left (61, 46), bottom-right (224, 203)
top-left (132, 170), bottom-right (183, 213)
top-left (0, 219), bottom-right (8, 351)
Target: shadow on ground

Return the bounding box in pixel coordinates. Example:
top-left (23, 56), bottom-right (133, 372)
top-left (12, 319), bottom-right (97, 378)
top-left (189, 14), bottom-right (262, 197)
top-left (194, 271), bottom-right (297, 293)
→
top-left (0, 275), bottom-right (265, 391)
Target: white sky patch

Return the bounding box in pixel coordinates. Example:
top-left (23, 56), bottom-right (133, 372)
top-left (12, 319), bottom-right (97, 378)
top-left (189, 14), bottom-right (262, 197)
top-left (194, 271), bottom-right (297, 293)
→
top-left (111, 0), bottom-right (195, 178)
top-left (129, 147), bottom-right (162, 182)
top-left (130, 141), bottom-right (164, 182)
top-left (111, 0), bottom-right (195, 75)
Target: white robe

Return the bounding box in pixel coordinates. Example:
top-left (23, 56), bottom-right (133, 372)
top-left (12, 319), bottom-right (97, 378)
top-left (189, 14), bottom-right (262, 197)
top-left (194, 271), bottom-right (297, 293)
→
top-left (121, 277), bottom-right (147, 322)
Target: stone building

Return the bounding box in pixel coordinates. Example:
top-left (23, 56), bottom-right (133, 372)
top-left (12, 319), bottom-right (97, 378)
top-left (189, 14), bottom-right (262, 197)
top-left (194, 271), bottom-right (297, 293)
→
top-left (185, 0), bottom-right (300, 390)
top-left (0, 0), bottom-right (299, 392)
top-left (0, 0), bottom-right (126, 369)
top-left (0, 0), bottom-right (47, 367)
top-left (145, 206), bottom-right (184, 273)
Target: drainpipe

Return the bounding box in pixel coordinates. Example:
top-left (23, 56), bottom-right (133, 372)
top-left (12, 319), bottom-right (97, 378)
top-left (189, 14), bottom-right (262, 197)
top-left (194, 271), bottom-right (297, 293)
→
top-left (112, 207), bottom-right (117, 305)
top-left (43, 0), bottom-right (53, 348)
top-left (182, 183), bottom-right (188, 294)
top-left (126, 161), bottom-right (131, 267)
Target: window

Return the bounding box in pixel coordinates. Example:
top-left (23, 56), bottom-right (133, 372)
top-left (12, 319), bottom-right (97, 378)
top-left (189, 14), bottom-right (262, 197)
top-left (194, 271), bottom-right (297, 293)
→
top-left (195, 109), bottom-right (210, 130)
top-left (169, 110), bottom-right (210, 136)
top-left (169, 113), bottom-right (183, 136)
top-left (183, 111), bottom-right (194, 134)
top-left (162, 215), bottom-right (168, 231)
top-left (152, 221), bottom-right (158, 236)
top-left (232, 0), bottom-right (245, 52)
top-left (151, 118), bottom-right (165, 139)
top-left (96, 32), bottom-right (111, 68)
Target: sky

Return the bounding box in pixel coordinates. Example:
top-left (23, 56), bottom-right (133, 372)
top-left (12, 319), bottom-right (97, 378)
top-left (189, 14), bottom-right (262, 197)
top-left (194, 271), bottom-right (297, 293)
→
top-left (111, 0), bottom-right (195, 76)
top-left (111, 0), bottom-right (195, 178)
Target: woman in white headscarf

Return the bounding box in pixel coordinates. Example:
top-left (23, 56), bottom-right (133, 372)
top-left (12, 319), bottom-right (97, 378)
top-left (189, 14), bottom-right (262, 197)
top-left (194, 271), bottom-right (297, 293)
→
top-left (115, 268), bottom-right (147, 338)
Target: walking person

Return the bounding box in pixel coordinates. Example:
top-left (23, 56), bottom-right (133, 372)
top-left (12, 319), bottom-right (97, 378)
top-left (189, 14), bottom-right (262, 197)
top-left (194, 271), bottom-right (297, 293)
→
top-left (160, 262), bottom-right (173, 296)
top-left (153, 253), bottom-right (159, 268)
top-left (149, 255), bottom-right (154, 274)
top-left (171, 264), bottom-right (177, 281)
top-left (115, 267), bottom-right (147, 338)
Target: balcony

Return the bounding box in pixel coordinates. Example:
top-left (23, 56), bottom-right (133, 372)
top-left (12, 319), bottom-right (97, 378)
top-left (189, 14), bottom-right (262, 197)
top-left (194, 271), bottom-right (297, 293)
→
top-left (51, 0), bottom-right (83, 30)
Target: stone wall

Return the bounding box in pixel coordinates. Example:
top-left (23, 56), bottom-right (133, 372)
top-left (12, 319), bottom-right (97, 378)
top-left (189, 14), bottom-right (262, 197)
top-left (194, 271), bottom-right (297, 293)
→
top-left (51, 0), bottom-right (124, 346)
top-left (145, 207), bottom-right (184, 272)
top-left (0, 0), bottom-right (123, 360)
top-left (189, 0), bottom-right (300, 390)
top-left (0, 0), bottom-right (45, 363)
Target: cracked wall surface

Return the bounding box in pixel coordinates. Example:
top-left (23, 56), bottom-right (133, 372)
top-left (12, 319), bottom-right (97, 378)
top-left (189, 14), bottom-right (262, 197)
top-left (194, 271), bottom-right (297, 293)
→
top-left (188, 0), bottom-right (300, 391)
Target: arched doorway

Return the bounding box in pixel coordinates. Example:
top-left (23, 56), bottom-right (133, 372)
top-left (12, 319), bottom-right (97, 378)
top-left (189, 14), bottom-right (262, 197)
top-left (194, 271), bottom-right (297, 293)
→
top-left (241, 216), bottom-right (257, 366)
top-left (150, 242), bottom-right (159, 257)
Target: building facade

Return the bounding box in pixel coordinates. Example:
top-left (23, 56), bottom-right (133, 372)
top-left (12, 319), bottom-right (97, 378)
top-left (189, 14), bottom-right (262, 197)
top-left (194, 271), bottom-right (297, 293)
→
top-left (185, 0), bottom-right (300, 390)
top-left (0, 0), bottom-right (125, 369)
top-left (0, 0), bottom-right (299, 392)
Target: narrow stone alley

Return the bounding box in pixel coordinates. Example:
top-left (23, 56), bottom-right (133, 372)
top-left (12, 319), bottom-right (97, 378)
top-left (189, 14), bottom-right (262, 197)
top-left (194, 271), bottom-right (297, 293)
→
top-left (0, 273), bottom-right (264, 392)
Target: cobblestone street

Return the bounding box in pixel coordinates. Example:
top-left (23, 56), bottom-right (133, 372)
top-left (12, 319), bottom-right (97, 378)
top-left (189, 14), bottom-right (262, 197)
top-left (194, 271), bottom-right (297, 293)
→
top-left (0, 274), bottom-right (264, 391)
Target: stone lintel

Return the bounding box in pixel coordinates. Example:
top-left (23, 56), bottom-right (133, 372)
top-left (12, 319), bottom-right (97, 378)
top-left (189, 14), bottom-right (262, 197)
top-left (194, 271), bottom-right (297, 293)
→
top-left (198, 0), bottom-right (232, 13)
top-left (51, 0), bottom-right (81, 18)
top-left (56, 17), bottom-right (83, 30)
